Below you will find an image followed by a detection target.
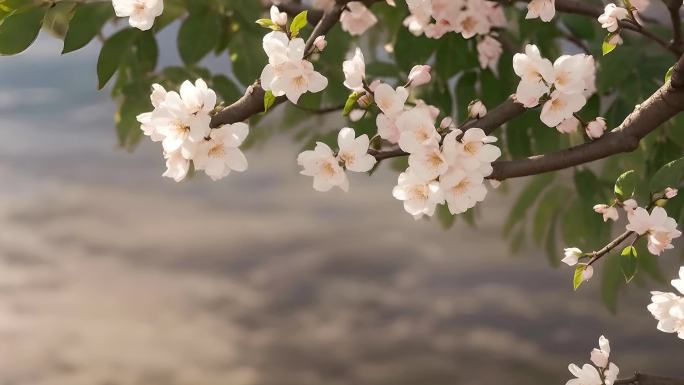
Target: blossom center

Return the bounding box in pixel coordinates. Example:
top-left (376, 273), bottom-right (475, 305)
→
top-left (208, 143), bottom-right (225, 158)
top-left (452, 179), bottom-right (470, 194)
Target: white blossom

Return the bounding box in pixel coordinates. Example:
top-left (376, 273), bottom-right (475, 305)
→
top-left (562, 247), bottom-right (582, 266)
top-left (336, 127), bottom-right (376, 172)
top-left (593, 204), bottom-right (619, 222)
top-left (408, 65), bottom-right (432, 86)
top-left (440, 167), bottom-right (488, 214)
top-left (556, 116), bottom-right (580, 134)
top-left (343, 48), bottom-right (366, 92)
top-left (648, 267), bottom-right (684, 339)
top-left (340, 1), bottom-right (377, 36)
top-left (586, 118), bottom-right (607, 139)
top-left (112, 0), bottom-right (163, 31)
top-left (566, 364), bottom-right (602, 385)
top-left (477, 35), bottom-right (503, 71)
top-left (374, 83), bottom-right (408, 117)
top-left (270, 5), bottom-right (287, 26)
top-left (396, 107), bottom-right (440, 153)
top-left (526, 0), bottom-right (555, 22)
top-left (392, 168), bottom-right (444, 219)
top-left (590, 335), bottom-right (611, 369)
top-left (194, 123), bottom-right (249, 181)
top-left (598, 4), bottom-right (629, 33)
top-left (468, 100), bottom-right (487, 119)
top-left (297, 142), bottom-right (349, 192)
top-left (665, 187), bottom-right (678, 199)
top-left (408, 144), bottom-right (449, 181)
top-left (540, 90), bottom-right (586, 128)
top-left (626, 207), bottom-right (682, 255)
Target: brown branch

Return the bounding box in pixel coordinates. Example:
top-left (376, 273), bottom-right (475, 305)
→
top-left (616, 373), bottom-right (684, 385)
top-left (663, 0), bottom-right (684, 52)
top-left (587, 230), bottom-right (635, 266)
top-left (488, 53), bottom-right (684, 181)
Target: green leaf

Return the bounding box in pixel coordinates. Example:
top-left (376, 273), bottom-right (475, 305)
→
top-left (97, 28), bottom-right (138, 89)
top-left (573, 265), bottom-right (587, 290)
top-left (614, 170), bottom-right (637, 201)
top-left (0, 6), bottom-right (47, 55)
top-left (264, 90), bottom-right (276, 112)
top-left (62, 2), bottom-right (113, 54)
top-left (650, 157), bottom-right (684, 193)
top-left (620, 245), bottom-right (638, 283)
top-left (602, 253), bottom-right (623, 313)
top-left (289, 10), bottom-right (307, 37)
top-left (665, 66), bottom-right (674, 84)
top-left (177, 9), bottom-right (222, 65)
top-left (602, 33), bottom-right (618, 56)
top-left (255, 18), bottom-right (276, 29)
top-left (343, 92), bottom-right (361, 115)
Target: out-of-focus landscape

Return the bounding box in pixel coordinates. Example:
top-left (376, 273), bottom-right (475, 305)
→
top-left (0, 26), bottom-right (683, 385)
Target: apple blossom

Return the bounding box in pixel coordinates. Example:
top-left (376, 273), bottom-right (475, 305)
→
top-left (598, 4), bottom-right (629, 33)
top-left (593, 204), bottom-right (619, 222)
top-left (162, 150), bottom-right (190, 183)
top-left (112, 0), bottom-right (163, 31)
top-left (515, 79), bottom-right (550, 108)
top-left (605, 363), bottom-right (620, 385)
top-left (343, 48), bottom-right (366, 92)
top-left (513, 44), bottom-right (554, 85)
top-left (540, 90), bottom-right (586, 128)
top-left (553, 55), bottom-right (591, 95)
top-left (408, 65), bottom-right (432, 87)
top-left (562, 247), bottom-right (583, 266)
top-left (336, 127), bottom-right (377, 172)
top-left (193, 123), bottom-right (249, 181)
top-left (340, 1), bottom-right (378, 36)
top-left (392, 168), bottom-right (444, 219)
top-left (477, 35), bottom-right (503, 71)
top-left (443, 128), bottom-right (501, 176)
top-left (376, 113), bottom-right (401, 143)
top-left (526, 0), bottom-right (555, 22)
top-left (297, 142), bottom-right (349, 192)
top-left (586, 118), bottom-right (607, 139)
top-left (468, 100), bottom-right (487, 119)
top-left (590, 335), bottom-right (610, 369)
top-left (622, 199), bottom-right (638, 215)
top-left (154, 91), bottom-right (208, 156)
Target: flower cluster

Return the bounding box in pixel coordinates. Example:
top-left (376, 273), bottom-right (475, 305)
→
top-left (402, 0), bottom-right (506, 71)
top-left (297, 127), bottom-right (377, 192)
top-left (626, 206), bottom-right (682, 256)
top-left (137, 80), bottom-right (249, 182)
top-left (260, 9), bottom-right (328, 104)
top-left (566, 336), bottom-right (620, 385)
top-left (513, 44), bottom-right (596, 129)
top-left (648, 266), bottom-right (684, 340)
top-left (111, 0), bottom-right (163, 31)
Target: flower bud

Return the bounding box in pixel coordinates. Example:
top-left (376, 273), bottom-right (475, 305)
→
top-left (562, 248), bottom-right (582, 266)
top-left (608, 33), bottom-right (623, 46)
top-left (468, 100), bottom-right (487, 119)
top-left (586, 117), bottom-right (606, 139)
top-left (439, 117), bottom-right (454, 130)
top-left (314, 35), bottom-right (327, 51)
top-left (408, 65), bottom-right (431, 86)
top-left (357, 93), bottom-right (374, 108)
top-left (270, 5), bottom-right (287, 26)
top-left (665, 187), bottom-right (678, 199)
top-left (582, 265), bottom-right (594, 281)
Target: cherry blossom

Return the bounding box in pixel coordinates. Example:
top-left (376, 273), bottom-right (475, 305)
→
top-left (403, 0), bottom-right (507, 40)
top-left (270, 5), bottom-right (287, 27)
top-left (593, 204), bottom-right (619, 222)
top-left (513, 44), bottom-right (554, 86)
top-left (314, 35), bottom-right (327, 51)
top-left (374, 83), bottom-right (409, 117)
top-left (376, 113), bottom-right (401, 144)
top-left (343, 48), bottom-right (366, 92)
top-left (443, 128), bottom-right (501, 176)
top-left (590, 335), bottom-right (611, 369)
top-left (562, 247), bottom-right (583, 266)
top-left (665, 187), bottom-right (678, 199)
top-left (408, 144), bottom-right (449, 181)
top-left (112, 0), bottom-right (163, 31)
top-left (440, 167), bottom-right (487, 214)
top-left (396, 107), bottom-right (440, 153)
top-left (647, 267), bottom-right (684, 339)
top-left (598, 4), bottom-right (629, 33)
top-left (556, 116), bottom-right (580, 134)
top-left (540, 90), bottom-right (586, 128)
top-left (392, 168), bottom-right (444, 219)
top-left (162, 150), bottom-right (190, 182)
top-left (526, 0), bottom-right (556, 22)
top-left (340, 1), bottom-right (378, 36)
top-left (553, 55), bottom-right (591, 95)
top-left (626, 207), bottom-right (682, 255)
top-left (194, 123), bottom-right (249, 181)
top-left (477, 35), bottom-right (503, 71)
top-left (260, 32), bottom-right (328, 103)
top-left (297, 142), bottom-right (349, 192)
top-left (566, 364), bottom-right (602, 385)
top-left (336, 127), bottom-right (377, 172)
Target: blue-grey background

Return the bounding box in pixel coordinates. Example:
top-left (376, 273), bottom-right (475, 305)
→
top-left (0, 23), bottom-right (683, 385)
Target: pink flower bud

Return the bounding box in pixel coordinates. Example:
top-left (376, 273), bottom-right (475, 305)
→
top-left (408, 65), bottom-right (431, 86)
top-left (439, 117), bottom-right (454, 130)
top-left (468, 100), bottom-right (487, 119)
top-left (582, 265), bottom-right (594, 281)
top-left (665, 187), bottom-right (678, 199)
top-left (586, 117), bottom-right (606, 139)
top-left (314, 35), bottom-right (327, 51)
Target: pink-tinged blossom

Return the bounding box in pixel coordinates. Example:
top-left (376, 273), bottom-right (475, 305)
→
top-left (626, 207), bottom-right (682, 255)
top-left (112, 0), bottom-right (163, 31)
top-left (408, 65), bottom-right (432, 86)
top-left (598, 4), bottom-right (629, 32)
top-left (477, 35), bottom-right (503, 71)
top-left (526, 0), bottom-right (556, 22)
top-left (194, 123), bottom-right (250, 181)
top-left (392, 168), bottom-right (444, 219)
top-left (336, 127), bottom-right (377, 173)
top-left (586, 118), bottom-right (607, 139)
top-left (297, 142), bottom-right (349, 192)
top-left (340, 2), bottom-right (378, 36)
top-left (593, 204), bottom-right (619, 222)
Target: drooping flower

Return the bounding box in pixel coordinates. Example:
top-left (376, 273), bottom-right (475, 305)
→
top-left (112, 0), bottom-right (163, 31)
top-left (562, 247), bottom-right (583, 266)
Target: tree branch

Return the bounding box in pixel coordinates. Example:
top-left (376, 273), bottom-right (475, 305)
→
top-left (488, 53), bottom-right (684, 181)
top-left (616, 373), bottom-right (684, 385)
top-left (663, 0), bottom-right (684, 52)
top-left (209, 1), bottom-right (360, 128)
